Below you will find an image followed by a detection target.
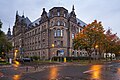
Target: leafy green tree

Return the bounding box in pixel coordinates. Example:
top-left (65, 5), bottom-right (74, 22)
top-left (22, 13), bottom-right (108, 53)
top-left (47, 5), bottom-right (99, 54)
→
top-left (0, 20), bottom-right (12, 59)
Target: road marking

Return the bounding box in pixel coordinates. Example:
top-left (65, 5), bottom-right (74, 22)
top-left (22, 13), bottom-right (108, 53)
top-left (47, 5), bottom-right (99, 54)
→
top-left (108, 65), bottom-right (113, 67)
top-left (83, 70), bottom-right (95, 74)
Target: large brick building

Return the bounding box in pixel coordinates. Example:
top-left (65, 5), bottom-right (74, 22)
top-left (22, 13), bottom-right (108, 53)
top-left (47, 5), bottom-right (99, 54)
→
top-left (8, 6), bottom-right (86, 59)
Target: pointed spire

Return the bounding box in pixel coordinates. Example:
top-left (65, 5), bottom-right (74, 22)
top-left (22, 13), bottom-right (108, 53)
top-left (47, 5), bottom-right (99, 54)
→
top-left (43, 8), bottom-right (45, 11)
top-left (22, 11), bottom-right (25, 18)
top-left (7, 25), bottom-right (11, 37)
top-left (0, 19), bottom-right (2, 28)
top-left (41, 8), bottom-right (47, 16)
top-left (8, 24), bottom-right (10, 31)
top-left (72, 5), bottom-right (75, 11)
top-left (16, 10), bottom-right (19, 16)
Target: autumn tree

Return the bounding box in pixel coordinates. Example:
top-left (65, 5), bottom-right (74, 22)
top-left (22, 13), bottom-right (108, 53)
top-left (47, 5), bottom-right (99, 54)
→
top-left (104, 29), bottom-right (120, 60)
top-left (73, 20), bottom-right (105, 62)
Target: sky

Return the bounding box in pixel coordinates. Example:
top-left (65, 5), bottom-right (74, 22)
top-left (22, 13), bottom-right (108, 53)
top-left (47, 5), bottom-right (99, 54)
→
top-left (0, 0), bottom-right (120, 37)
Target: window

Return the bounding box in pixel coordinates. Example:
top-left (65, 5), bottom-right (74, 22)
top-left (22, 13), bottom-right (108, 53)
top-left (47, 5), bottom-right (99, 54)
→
top-left (63, 22), bottom-right (66, 26)
top-left (51, 21), bottom-right (54, 26)
top-left (61, 41), bottom-right (63, 46)
top-left (57, 40), bottom-right (60, 46)
top-left (57, 12), bottom-right (60, 16)
top-left (32, 30), bottom-right (34, 35)
top-left (57, 21), bottom-right (60, 26)
top-left (54, 29), bottom-right (57, 37)
top-left (51, 11), bottom-right (53, 17)
top-left (55, 29), bottom-right (63, 37)
top-left (52, 14), bottom-right (53, 17)
top-left (57, 29), bottom-right (61, 37)
top-left (64, 13), bottom-right (66, 17)
top-left (54, 41), bottom-right (56, 46)
top-left (38, 28), bottom-right (40, 33)
top-left (35, 29), bottom-right (37, 34)
top-left (72, 33), bottom-right (74, 39)
top-left (64, 11), bottom-right (66, 17)
top-left (61, 30), bottom-right (63, 36)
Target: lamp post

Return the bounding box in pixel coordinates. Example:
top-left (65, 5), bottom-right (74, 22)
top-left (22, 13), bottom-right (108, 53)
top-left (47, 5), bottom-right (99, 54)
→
top-left (14, 49), bottom-right (18, 60)
top-left (51, 44), bottom-right (55, 62)
top-left (95, 45), bottom-right (98, 60)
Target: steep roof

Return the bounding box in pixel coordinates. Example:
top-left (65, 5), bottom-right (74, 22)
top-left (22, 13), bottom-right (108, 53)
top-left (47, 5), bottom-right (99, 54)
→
top-left (25, 17), bottom-right (31, 26)
top-left (76, 18), bottom-right (87, 27)
top-left (17, 15), bottom-right (31, 27)
top-left (31, 18), bottom-right (41, 26)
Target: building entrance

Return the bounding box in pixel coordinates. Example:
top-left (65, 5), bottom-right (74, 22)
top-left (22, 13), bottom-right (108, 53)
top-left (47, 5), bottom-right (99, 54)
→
top-left (56, 50), bottom-right (64, 56)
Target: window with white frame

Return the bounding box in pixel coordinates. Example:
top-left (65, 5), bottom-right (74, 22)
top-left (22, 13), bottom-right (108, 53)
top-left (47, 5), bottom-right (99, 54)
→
top-left (57, 29), bottom-right (61, 37)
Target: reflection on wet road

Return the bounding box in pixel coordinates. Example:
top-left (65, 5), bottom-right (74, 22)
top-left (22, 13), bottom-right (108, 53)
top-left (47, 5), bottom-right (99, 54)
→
top-left (90, 65), bottom-right (102, 79)
top-left (1, 62), bottom-right (120, 80)
top-left (0, 72), bottom-right (3, 77)
top-left (12, 74), bottom-right (21, 80)
top-left (49, 66), bottom-right (59, 79)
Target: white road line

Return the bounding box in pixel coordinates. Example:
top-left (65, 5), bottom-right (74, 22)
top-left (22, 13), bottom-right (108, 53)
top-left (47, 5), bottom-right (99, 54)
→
top-left (83, 70), bottom-right (95, 74)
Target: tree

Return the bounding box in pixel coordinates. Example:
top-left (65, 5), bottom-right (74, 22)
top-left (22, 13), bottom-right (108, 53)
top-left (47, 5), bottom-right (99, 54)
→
top-left (0, 20), bottom-right (12, 59)
top-left (104, 29), bottom-right (120, 60)
top-left (73, 20), bottom-right (105, 62)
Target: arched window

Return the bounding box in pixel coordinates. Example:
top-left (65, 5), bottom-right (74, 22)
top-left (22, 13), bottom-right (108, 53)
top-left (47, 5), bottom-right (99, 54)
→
top-left (72, 33), bottom-right (74, 39)
top-left (54, 29), bottom-right (57, 37)
top-left (64, 11), bottom-right (66, 17)
top-left (57, 12), bottom-right (60, 16)
top-left (57, 21), bottom-right (60, 26)
top-left (63, 22), bottom-right (66, 26)
top-left (57, 9), bottom-right (60, 16)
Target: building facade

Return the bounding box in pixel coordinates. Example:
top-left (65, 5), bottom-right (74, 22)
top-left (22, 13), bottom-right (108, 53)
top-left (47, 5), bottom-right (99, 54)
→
top-left (10, 6), bottom-right (86, 59)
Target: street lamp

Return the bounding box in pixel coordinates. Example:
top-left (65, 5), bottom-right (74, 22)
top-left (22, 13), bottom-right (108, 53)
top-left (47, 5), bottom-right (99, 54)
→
top-left (95, 45), bottom-right (99, 60)
top-left (14, 49), bottom-right (18, 60)
top-left (95, 45), bottom-right (98, 49)
top-left (52, 44), bottom-right (55, 48)
top-left (50, 44), bottom-right (55, 62)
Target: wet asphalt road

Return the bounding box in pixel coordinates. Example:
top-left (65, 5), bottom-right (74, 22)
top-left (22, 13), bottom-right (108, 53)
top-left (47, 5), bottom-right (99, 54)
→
top-left (0, 61), bottom-right (120, 80)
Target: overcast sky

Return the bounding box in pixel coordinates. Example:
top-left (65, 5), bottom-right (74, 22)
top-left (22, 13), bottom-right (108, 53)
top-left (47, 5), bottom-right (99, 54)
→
top-left (0, 0), bottom-right (120, 36)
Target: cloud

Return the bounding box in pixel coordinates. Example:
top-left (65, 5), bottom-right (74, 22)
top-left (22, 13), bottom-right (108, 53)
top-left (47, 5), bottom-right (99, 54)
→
top-left (0, 0), bottom-right (120, 37)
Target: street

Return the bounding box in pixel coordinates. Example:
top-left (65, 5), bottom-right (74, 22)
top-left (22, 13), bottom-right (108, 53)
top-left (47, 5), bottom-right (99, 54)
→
top-left (0, 61), bottom-right (120, 80)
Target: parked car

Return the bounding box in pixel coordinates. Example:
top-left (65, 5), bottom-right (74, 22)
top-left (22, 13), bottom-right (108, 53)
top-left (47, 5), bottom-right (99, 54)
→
top-left (22, 58), bottom-right (32, 62)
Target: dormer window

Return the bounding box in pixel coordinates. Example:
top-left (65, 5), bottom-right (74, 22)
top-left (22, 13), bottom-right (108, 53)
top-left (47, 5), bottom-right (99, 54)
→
top-left (57, 9), bottom-right (60, 16)
top-left (64, 12), bottom-right (66, 17)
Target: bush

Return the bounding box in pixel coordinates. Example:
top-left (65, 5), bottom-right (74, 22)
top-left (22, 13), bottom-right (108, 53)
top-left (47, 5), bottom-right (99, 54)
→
top-left (52, 56), bottom-right (93, 62)
top-left (31, 56), bottom-right (40, 61)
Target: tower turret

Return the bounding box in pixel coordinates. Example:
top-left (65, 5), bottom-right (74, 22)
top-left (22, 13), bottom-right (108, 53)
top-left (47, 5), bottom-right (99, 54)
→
top-left (7, 26), bottom-right (12, 39)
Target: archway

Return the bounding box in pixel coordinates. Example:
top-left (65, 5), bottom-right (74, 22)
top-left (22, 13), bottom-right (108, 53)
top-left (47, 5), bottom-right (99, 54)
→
top-left (56, 50), bottom-right (64, 56)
